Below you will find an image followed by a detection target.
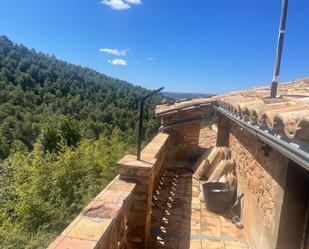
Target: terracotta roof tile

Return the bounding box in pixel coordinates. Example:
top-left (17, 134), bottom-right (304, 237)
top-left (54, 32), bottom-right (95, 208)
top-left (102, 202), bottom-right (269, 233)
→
top-left (156, 78), bottom-right (309, 141)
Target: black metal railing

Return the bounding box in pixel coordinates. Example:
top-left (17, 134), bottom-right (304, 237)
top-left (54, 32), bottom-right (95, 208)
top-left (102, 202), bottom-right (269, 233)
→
top-left (137, 87), bottom-right (164, 160)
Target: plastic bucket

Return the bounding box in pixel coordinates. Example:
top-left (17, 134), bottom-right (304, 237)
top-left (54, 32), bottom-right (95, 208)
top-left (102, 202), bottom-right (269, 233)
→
top-left (203, 182), bottom-right (235, 213)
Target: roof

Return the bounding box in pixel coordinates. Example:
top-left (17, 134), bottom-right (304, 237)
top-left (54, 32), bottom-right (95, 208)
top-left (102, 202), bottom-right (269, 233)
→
top-left (156, 78), bottom-right (309, 142)
top-left (156, 97), bottom-right (213, 117)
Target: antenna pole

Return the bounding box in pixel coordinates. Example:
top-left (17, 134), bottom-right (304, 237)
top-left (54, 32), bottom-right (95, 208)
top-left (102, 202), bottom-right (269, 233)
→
top-left (270, 0), bottom-right (288, 98)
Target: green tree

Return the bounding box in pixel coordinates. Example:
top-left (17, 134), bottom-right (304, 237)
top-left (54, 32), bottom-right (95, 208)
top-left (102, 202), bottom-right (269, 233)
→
top-left (0, 35), bottom-right (163, 248)
top-left (40, 115), bottom-right (81, 153)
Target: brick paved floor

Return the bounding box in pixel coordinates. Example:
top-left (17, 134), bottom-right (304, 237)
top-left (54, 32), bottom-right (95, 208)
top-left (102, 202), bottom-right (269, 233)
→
top-left (151, 167), bottom-right (249, 249)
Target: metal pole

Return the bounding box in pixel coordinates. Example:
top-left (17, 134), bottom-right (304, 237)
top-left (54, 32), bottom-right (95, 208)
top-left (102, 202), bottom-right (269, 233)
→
top-left (137, 99), bottom-right (144, 160)
top-left (270, 0), bottom-right (288, 98)
top-left (137, 87), bottom-right (164, 160)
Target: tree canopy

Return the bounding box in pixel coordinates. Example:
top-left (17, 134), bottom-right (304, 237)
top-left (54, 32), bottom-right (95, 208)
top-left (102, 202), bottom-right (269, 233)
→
top-left (0, 35), bottom-right (161, 159)
top-left (0, 36), bottom-right (162, 248)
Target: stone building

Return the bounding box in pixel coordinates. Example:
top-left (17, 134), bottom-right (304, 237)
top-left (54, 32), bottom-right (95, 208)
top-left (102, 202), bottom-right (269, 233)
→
top-left (48, 78), bottom-right (309, 249)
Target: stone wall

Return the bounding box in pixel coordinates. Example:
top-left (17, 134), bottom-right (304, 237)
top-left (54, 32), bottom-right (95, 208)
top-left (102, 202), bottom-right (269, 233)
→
top-left (159, 106), bottom-right (214, 162)
top-left (159, 105), bottom-right (213, 147)
top-left (229, 123), bottom-right (288, 249)
top-left (118, 133), bottom-right (170, 248)
top-left (216, 114), bottom-right (231, 147)
top-left (47, 176), bottom-right (136, 249)
top-left (48, 133), bottom-right (170, 249)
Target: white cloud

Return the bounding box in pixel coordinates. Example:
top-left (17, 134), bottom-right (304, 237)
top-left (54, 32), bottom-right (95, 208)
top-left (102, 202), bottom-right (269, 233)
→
top-left (147, 57), bottom-right (155, 61)
top-left (99, 48), bottom-right (129, 56)
top-left (101, 0), bottom-right (141, 10)
top-left (108, 59), bottom-right (128, 65)
top-left (102, 0), bottom-right (130, 10)
top-left (125, 0), bottom-right (142, 5)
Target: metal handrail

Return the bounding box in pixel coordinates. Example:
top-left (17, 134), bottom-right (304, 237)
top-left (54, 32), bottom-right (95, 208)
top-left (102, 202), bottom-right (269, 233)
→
top-left (137, 87), bottom-right (164, 160)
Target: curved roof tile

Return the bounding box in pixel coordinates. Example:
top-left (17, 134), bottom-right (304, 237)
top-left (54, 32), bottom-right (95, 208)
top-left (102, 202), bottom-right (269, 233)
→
top-left (156, 78), bottom-right (309, 141)
top-left (296, 116), bottom-right (309, 140)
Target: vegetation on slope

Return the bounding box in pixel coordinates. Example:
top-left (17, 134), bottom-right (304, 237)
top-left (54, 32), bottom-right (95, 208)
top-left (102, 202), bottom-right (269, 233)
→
top-left (0, 36), bottom-right (162, 248)
top-left (0, 35), bottom-right (161, 159)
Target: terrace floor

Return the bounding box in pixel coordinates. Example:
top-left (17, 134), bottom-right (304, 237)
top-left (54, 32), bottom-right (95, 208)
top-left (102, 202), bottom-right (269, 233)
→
top-left (151, 127), bottom-right (249, 249)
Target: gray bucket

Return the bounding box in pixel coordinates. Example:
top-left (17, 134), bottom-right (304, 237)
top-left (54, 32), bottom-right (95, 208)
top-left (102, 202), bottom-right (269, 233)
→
top-left (203, 182), bottom-right (236, 213)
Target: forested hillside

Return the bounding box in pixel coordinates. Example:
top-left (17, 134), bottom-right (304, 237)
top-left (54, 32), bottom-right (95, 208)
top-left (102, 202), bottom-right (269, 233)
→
top-left (0, 36), bottom-right (162, 248)
top-left (0, 35), bottom-right (161, 159)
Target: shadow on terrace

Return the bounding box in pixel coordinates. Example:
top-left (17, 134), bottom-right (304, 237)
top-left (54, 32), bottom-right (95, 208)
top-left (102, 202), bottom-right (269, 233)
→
top-left (151, 127), bottom-right (248, 249)
top-left (48, 79), bottom-right (309, 249)
top-left (48, 123), bottom-right (248, 249)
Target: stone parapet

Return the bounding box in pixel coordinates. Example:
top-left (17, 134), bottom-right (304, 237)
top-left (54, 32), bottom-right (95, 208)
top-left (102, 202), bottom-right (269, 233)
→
top-left (117, 133), bottom-right (170, 249)
top-left (47, 176), bottom-right (136, 249)
top-left (47, 133), bottom-right (170, 249)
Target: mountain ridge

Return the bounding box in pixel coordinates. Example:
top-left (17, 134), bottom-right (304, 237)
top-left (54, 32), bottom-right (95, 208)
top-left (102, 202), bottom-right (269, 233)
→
top-left (163, 91), bottom-right (212, 100)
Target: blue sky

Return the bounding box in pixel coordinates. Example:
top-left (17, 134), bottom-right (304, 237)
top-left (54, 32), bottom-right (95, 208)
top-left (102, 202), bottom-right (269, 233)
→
top-left (0, 0), bottom-right (308, 93)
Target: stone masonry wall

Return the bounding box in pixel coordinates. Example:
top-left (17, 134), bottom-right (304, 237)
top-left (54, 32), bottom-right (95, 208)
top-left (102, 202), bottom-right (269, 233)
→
top-left (160, 105), bottom-right (213, 147)
top-left (118, 133), bottom-right (170, 249)
top-left (183, 123), bottom-right (201, 145)
top-left (48, 133), bottom-right (170, 249)
top-left (47, 176), bottom-right (136, 249)
top-left (159, 107), bottom-right (214, 163)
top-left (229, 123), bottom-right (288, 249)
